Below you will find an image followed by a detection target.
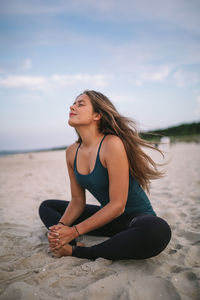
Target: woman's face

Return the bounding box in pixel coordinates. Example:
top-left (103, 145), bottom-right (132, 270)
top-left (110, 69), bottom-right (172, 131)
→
top-left (68, 94), bottom-right (100, 127)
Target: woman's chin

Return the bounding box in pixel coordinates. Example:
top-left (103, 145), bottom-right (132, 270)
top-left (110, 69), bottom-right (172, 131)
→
top-left (68, 120), bottom-right (76, 127)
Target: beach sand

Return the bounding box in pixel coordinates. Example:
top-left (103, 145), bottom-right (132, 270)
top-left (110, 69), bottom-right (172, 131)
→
top-left (0, 143), bottom-right (200, 300)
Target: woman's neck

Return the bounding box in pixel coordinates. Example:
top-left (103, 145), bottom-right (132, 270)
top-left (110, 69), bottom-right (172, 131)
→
top-left (76, 127), bottom-right (104, 148)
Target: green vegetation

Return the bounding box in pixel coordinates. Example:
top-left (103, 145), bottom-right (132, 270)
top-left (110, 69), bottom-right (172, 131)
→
top-left (140, 122), bottom-right (200, 143)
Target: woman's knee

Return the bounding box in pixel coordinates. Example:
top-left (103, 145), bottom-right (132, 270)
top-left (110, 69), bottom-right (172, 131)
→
top-left (146, 216), bottom-right (172, 256)
top-left (130, 215), bottom-right (172, 257)
top-left (38, 199), bottom-right (53, 216)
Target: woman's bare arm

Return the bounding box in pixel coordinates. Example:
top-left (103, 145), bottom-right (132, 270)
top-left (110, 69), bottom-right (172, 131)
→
top-left (58, 143), bottom-right (86, 226)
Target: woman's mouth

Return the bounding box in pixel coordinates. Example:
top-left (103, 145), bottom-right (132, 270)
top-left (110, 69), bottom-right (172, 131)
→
top-left (69, 112), bottom-right (76, 117)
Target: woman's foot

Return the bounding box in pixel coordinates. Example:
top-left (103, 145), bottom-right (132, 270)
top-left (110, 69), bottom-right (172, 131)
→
top-left (51, 242), bottom-right (85, 258)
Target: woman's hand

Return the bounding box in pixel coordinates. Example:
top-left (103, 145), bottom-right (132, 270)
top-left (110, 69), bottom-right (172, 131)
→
top-left (48, 224), bottom-right (63, 249)
top-left (48, 224), bottom-right (77, 251)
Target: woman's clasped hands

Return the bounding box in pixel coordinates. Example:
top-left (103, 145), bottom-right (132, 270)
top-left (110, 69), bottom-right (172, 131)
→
top-left (48, 224), bottom-right (77, 254)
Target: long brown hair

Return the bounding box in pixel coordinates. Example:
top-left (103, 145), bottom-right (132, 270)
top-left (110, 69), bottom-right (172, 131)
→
top-left (75, 90), bottom-right (164, 192)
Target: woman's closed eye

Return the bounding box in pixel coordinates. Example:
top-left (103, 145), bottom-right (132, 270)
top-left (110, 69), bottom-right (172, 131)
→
top-left (74, 99), bottom-right (86, 107)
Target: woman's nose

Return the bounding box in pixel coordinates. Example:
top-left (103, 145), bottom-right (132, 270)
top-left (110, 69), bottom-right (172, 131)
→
top-left (70, 104), bottom-right (75, 110)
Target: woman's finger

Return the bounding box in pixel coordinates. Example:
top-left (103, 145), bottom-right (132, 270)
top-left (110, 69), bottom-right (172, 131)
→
top-left (49, 224), bottom-right (62, 231)
top-left (49, 225), bottom-right (56, 230)
top-left (48, 231), bottom-right (59, 238)
top-left (50, 243), bottom-right (61, 250)
top-left (49, 244), bottom-right (59, 250)
top-left (49, 238), bottom-right (59, 244)
top-left (48, 234), bottom-right (56, 242)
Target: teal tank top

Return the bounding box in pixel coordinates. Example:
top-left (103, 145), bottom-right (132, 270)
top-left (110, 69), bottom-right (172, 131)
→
top-left (74, 135), bottom-right (156, 216)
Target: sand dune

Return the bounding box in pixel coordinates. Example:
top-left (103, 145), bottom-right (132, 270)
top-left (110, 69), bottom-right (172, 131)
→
top-left (0, 143), bottom-right (200, 300)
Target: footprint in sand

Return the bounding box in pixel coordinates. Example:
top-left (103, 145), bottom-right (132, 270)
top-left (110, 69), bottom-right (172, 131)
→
top-left (172, 271), bottom-right (200, 300)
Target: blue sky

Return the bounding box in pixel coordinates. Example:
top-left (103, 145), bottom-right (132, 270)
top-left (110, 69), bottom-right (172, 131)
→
top-left (0, 0), bottom-right (200, 150)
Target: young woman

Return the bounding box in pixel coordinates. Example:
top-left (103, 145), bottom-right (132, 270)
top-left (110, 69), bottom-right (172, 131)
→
top-left (39, 90), bottom-right (171, 260)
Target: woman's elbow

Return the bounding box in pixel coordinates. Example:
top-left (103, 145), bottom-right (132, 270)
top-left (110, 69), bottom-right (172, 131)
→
top-left (113, 203), bottom-right (125, 216)
top-left (119, 206), bottom-right (125, 215)
top-left (71, 197), bottom-right (85, 208)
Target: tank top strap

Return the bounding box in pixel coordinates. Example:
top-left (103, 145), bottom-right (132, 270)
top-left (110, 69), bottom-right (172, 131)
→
top-left (97, 134), bottom-right (107, 156)
top-left (74, 142), bottom-right (82, 169)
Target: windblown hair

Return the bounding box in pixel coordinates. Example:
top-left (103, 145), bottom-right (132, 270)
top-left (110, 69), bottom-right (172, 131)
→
top-left (75, 90), bottom-right (164, 192)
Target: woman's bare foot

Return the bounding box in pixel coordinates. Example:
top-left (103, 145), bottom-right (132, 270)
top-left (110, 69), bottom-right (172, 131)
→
top-left (51, 242), bottom-right (85, 258)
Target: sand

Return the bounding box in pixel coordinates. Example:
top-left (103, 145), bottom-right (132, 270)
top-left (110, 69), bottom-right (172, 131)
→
top-left (0, 143), bottom-right (200, 300)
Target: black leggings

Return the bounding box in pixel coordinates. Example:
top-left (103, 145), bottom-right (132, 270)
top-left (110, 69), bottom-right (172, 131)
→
top-left (39, 199), bottom-right (171, 260)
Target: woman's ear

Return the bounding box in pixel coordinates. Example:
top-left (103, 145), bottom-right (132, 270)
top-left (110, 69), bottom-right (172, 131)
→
top-left (93, 113), bottom-right (102, 121)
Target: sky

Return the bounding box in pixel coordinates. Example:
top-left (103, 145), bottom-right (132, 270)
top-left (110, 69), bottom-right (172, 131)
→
top-left (0, 0), bottom-right (200, 151)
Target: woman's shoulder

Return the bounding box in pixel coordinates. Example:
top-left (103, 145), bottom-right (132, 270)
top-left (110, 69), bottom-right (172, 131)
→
top-left (102, 135), bottom-right (126, 159)
top-left (104, 134), bottom-right (125, 150)
top-left (102, 135), bottom-right (128, 167)
top-left (65, 142), bottom-right (80, 165)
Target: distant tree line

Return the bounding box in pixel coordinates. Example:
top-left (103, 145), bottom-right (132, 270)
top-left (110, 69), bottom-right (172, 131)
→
top-left (140, 122), bottom-right (200, 140)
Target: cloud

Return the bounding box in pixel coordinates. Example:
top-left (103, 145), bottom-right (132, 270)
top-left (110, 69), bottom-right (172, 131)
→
top-left (23, 58), bottom-right (32, 70)
top-left (106, 92), bottom-right (137, 105)
top-left (0, 64), bottom-right (172, 93)
top-left (174, 70), bottom-right (200, 87)
top-left (1, 0), bottom-right (200, 33)
top-left (113, 62), bottom-right (172, 86)
top-left (52, 74), bottom-right (109, 87)
top-left (0, 0), bottom-right (114, 16)
top-left (0, 75), bottom-right (46, 89)
top-left (0, 73), bottom-right (111, 91)
top-left (0, 58), bottom-right (33, 73)
top-left (104, 36), bottom-right (200, 86)
top-left (135, 65), bottom-right (172, 85)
